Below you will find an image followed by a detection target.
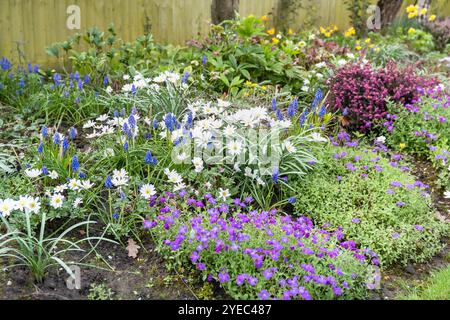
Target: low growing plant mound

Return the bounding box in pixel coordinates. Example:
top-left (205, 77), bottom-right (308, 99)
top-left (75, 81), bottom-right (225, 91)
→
top-left (144, 192), bottom-right (378, 300)
top-left (293, 135), bottom-right (448, 267)
top-left (327, 62), bottom-right (437, 133)
top-left (385, 88), bottom-right (450, 190)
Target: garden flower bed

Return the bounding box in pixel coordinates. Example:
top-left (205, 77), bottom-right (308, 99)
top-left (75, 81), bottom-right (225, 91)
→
top-left (0, 10), bottom-right (449, 301)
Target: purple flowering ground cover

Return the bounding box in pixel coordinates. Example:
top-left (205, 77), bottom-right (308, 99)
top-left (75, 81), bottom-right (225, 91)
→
top-left (144, 192), bottom-right (376, 300)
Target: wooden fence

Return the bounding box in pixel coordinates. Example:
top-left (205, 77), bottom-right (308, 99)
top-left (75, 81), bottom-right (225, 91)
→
top-left (0, 0), bottom-right (449, 66)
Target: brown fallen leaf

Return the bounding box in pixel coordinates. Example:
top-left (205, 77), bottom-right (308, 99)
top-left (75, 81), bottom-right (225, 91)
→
top-left (126, 238), bottom-right (141, 259)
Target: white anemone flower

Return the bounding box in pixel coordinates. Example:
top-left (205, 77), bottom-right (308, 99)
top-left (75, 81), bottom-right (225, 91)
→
top-left (25, 168), bottom-right (42, 178)
top-left (283, 141), bottom-right (297, 153)
top-left (164, 168), bottom-right (183, 185)
top-left (68, 179), bottom-right (82, 191)
top-left (0, 199), bottom-right (16, 217)
top-left (27, 197), bottom-right (41, 214)
top-left (112, 169), bottom-right (129, 187)
top-left (73, 198), bottom-right (83, 208)
top-left (140, 184), bottom-right (156, 200)
top-left (218, 188), bottom-right (230, 201)
top-left (50, 194), bottom-right (65, 209)
top-left (309, 133), bottom-right (328, 143)
top-left (227, 140), bottom-right (243, 156)
top-left (49, 170), bottom-right (59, 180)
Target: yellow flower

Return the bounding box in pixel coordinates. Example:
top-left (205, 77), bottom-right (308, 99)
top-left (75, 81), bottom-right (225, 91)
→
top-left (369, 44), bottom-right (375, 49)
top-left (364, 38), bottom-right (371, 44)
top-left (320, 27), bottom-right (327, 34)
top-left (332, 25), bottom-right (338, 32)
top-left (288, 28), bottom-right (294, 35)
top-left (267, 28), bottom-right (275, 35)
top-left (374, 47), bottom-right (381, 53)
top-left (344, 27), bottom-right (356, 38)
top-left (406, 5), bottom-right (418, 14)
top-left (408, 27), bottom-right (416, 35)
top-left (420, 8), bottom-right (428, 16)
top-left (355, 45), bottom-right (362, 51)
top-left (408, 11), bottom-right (418, 19)
top-left (261, 85), bottom-right (267, 91)
top-left (272, 37), bottom-right (280, 44)
top-left (429, 15), bottom-right (437, 22)
top-left (399, 143), bottom-right (406, 150)
top-left (261, 15), bottom-right (269, 22)
top-left (298, 41), bottom-right (306, 47)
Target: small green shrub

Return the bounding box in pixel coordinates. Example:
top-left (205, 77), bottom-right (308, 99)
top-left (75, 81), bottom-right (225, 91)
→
top-left (293, 140), bottom-right (448, 267)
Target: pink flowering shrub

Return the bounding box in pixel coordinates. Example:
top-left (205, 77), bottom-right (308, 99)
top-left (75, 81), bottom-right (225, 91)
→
top-left (328, 62), bottom-right (437, 132)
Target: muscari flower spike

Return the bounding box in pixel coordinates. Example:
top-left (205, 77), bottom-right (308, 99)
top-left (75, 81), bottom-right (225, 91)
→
top-left (105, 175), bottom-right (113, 189)
top-left (71, 155), bottom-right (80, 172)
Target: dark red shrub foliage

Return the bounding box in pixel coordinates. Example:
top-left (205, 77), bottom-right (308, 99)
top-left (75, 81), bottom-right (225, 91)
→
top-left (327, 62), bottom-right (438, 132)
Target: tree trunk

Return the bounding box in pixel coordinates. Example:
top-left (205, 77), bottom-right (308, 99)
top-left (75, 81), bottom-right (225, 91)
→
top-left (378, 0), bottom-right (403, 29)
top-left (211, 0), bottom-right (240, 25)
top-left (274, 0), bottom-right (292, 32)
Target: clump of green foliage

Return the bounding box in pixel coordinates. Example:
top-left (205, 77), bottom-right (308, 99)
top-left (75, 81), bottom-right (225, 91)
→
top-left (293, 141), bottom-right (448, 267)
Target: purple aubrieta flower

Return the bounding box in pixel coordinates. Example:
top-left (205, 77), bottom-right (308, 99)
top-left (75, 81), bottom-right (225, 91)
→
top-left (143, 220), bottom-right (157, 229)
top-left (351, 218), bottom-right (361, 224)
top-left (414, 225), bottom-right (424, 231)
top-left (390, 181), bottom-right (403, 188)
top-left (258, 290), bottom-right (271, 300)
top-left (392, 232), bottom-right (400, 239)
top-left (218, 271), bottom-right (230, 283)
top-left (196, 263), bottom-right (206, 271)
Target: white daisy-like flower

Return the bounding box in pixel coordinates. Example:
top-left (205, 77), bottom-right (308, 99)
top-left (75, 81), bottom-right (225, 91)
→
top-left (283, 140), bottom-right (297, 153)
top-left (73, 198), bottom-right (83, 208)
top-left (81, 180), bottom-right (94, 190)
top-left (0, 199), bottom-right (16, 217)
top-left (217, 99), bottom-right (232, 108)
top-left (204, 181), bottom-right (212, 190)
top-left (96, 114), bottom-right (109, 122)
top-left (25, 168), bottom-right (42, 178)
top-left (227, 140), bottom-right (243, 156)
top-left (164, 168), bottom-right (183, 185)
top-left (16, 195), bottom-right (32, 211)
top-left (49, 170), bottom-right (59, 180)
top-left (444, 191), bottom-right (450, 199)
top-left (192, 157), bottom-right (203, 168)
top-left (54, 184), bottom-right (68, 193)
top-left (218, 188), bottom-right (230, 201)
top-left (173, 182), bottom-right (187, 192)
top-left (111, 169), bottom-right (129, 187)
top-left (50, 193), bottom-right (65, 209)
top-left (223, 125), bottom-right (236, 137)
top-left (83, 120), bottom-right (96, 129)
top-left (68, 179), bottom-right (82, 191)
top-left (27, 197), bottom-right (41, 214)
top-left (123, 74), bottom-right (130, 81)
top-left (140, 184), bottom-right (156, 200)
top-left (376, 136), bottom-right (386, 144)
top-left (309, 133), bottom-right (328, 143)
